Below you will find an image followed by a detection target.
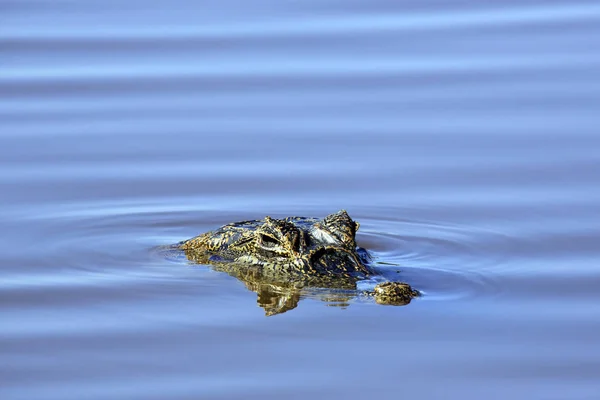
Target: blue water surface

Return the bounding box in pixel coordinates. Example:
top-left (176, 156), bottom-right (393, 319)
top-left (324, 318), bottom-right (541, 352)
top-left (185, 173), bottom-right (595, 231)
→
top-left (1, 1), bottom-right (600, 399)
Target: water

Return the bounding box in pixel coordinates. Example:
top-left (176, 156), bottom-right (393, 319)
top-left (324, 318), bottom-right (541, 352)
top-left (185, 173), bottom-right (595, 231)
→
top-left (2, 1), bottom-right (600, 398)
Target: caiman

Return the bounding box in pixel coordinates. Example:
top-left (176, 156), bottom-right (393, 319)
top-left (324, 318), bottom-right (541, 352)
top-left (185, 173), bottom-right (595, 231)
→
top-left (167, 210), bottom-right (419, 315)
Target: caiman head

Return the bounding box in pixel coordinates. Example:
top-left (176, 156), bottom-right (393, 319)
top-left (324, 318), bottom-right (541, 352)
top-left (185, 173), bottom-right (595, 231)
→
top-left (180, 210), bottom-right (370, 277)
top-left (173, 210), bottom-right (418, 316)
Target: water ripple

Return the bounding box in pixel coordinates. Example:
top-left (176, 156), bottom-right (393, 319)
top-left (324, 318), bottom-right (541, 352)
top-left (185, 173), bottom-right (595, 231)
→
top-left (3, 3), bottom-right (600, 40)
top-left (3, 203), bottom-right (517, 306)
top-left (3, 55), bottom-right (598, 84)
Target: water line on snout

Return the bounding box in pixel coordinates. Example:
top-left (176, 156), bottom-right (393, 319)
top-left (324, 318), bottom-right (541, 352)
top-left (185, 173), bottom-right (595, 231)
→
top-left (307, 246), bottom-right (370, 275)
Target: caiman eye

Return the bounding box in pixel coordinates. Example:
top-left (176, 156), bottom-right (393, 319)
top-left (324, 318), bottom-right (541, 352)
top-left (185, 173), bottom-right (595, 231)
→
top-left (259, 234), bottom-right (280, 249)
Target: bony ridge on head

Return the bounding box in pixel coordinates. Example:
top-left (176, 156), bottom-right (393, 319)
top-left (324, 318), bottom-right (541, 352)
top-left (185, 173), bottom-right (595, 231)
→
top-left (318, 210), bottom-right (359, 249)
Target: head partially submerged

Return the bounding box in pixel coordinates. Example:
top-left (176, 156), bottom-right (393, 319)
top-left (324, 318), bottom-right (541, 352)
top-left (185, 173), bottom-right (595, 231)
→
top-left (174, 210), bottom-right (419, 315)
top-left (180, 210), bottom-right (370, 277)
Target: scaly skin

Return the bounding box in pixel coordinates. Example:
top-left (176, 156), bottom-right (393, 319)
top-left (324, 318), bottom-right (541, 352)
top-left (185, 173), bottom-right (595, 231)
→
top-left (175, 210), bottom-right (419, 315)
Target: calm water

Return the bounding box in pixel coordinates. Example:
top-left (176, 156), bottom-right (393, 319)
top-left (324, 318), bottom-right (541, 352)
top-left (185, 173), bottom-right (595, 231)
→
top-left (2, 1), bottom-right (600, 399)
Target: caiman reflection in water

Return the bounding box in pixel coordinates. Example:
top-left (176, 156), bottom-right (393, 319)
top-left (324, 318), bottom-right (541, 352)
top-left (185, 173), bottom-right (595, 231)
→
top-left (170, 210), bottom-right (419, 315)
